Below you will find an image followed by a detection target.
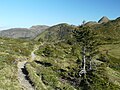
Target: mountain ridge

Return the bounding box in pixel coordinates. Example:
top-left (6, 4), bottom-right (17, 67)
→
top-left (0, 25), bottom-right (49, 39)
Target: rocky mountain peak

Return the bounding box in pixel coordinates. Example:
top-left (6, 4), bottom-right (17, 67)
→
top-left (98, 16), bottom-right (109, 23)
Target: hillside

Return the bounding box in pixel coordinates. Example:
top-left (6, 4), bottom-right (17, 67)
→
top-left (0, 37), bottom-right (35, 89)
top-left (92, 17), bottom-right (120, 43)
top-left (33, 17), bottom-right (120, 90)
top-left (35, 23), bottom-right (76, 42)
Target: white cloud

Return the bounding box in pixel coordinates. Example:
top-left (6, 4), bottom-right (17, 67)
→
top-left (0, 27), bottom-right (10, 31)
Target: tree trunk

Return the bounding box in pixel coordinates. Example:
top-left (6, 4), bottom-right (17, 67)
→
top-left (89, 56), bottom-right (92, 70)
top-left (79, 47), bottom-right (86, 77)
top-left (83, 47), bottom-right (86, 73)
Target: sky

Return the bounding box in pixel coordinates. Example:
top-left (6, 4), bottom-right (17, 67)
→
top-left (0, 0), bottom-right (120, 30)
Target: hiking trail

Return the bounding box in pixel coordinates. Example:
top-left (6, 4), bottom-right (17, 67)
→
top-left (17, 45), bottom-right (39, 90)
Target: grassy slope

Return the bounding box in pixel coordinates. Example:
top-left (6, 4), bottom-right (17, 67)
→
top-left (0, 37), bottom-right (34, 90)
top-left (92, 17), bottom-right (120, 44)
top-left (26, 42), bottom-right (78, 90)
top-left (25, 40), bottom-right (120, 90)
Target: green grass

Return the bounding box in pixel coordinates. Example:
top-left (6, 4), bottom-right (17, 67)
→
top-left (0, 37), bottom-right (34, 56)
top-left (106, 67), bottom-right (120, 86)
top-left (26, 63), bottom-right (47, 90)
top-left (0, 37), bottom-right (35, 90)
top-left (99, 43), bottom-right (120, 71)
top-left (26, 60), bottom-right (76, 90)
top-left (99, 44), bottom-right (120, 59)
top-left (0, 54), bottom-right (21, 90)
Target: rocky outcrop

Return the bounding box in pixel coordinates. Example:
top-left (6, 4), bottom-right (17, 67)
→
top-left (98, 16), bottom-right (109, 23)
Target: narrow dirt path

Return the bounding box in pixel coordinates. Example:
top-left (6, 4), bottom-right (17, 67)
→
top-left (17, 61), bottom-right (34, 90)
top-left (17, 45), bottom-right (39, 90)
top-left (31, 46), bottom-right (39, 60)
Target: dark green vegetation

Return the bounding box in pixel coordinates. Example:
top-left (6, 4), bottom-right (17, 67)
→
top-left (0, 17), bottom-right (120, 90)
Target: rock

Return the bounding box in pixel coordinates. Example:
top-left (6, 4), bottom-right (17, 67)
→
top-left (98, 16), bottom-right (109, 23)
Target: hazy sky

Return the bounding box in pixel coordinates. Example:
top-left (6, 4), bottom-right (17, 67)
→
top-left (0, 0), bottom-right (120, 29)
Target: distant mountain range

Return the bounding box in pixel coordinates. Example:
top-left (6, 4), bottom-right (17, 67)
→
top-left (0, 25), bottom-right (49, 39)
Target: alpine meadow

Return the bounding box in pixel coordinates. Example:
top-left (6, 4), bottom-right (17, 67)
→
top-left (0, 0), bottom-right (120, 90)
